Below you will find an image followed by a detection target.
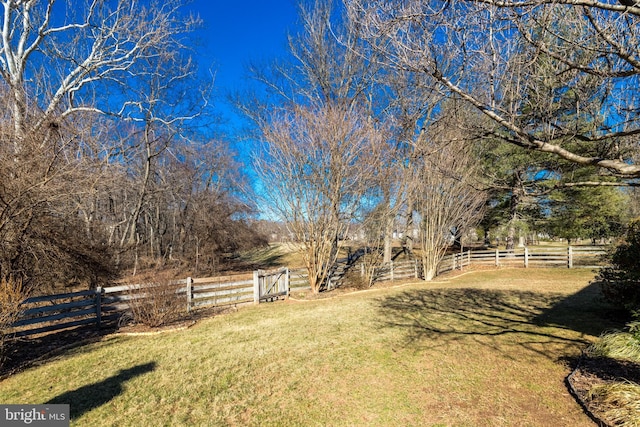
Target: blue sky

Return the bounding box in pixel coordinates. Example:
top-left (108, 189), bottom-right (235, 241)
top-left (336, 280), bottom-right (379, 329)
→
top-left (186, 0), bottom-right (300, 124)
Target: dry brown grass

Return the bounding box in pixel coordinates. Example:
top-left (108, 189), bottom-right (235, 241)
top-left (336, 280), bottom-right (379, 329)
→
top-left (0, 268), bottom-right (622, 426)
top-left (579, 323), bottom-right (640, 426)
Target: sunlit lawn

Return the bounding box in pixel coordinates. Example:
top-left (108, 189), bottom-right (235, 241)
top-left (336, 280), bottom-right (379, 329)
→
top-left (0, 268), bottom-right (622, 426)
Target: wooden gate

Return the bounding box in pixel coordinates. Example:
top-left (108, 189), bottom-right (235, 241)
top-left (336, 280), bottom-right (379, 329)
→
top-left (254, 267), bottom-right (289, 303)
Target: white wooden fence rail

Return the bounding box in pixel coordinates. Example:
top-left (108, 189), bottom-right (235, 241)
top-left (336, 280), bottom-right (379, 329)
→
top-left (9, 246), bottom-right (607, 337)
top-left (371, 246), bottom-right (606, 283)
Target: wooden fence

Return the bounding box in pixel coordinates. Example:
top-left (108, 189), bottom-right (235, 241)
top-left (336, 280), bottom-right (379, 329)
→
top-left (437, 246), bottom-right (607, 273)
top-left (10, 268), bottom-right (297, 338)
top-left (12, 288), bottom-right (104, 337)
top-left (8, 246), bottom-right (607, 337)
top-left (373, 260), bottom-right (422, 282)
top-left (372, 246), bottom-right (607, 282)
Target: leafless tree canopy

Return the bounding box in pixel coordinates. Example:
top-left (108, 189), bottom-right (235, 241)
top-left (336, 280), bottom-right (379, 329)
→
top-left (0, 1), bottom-right (265, 291)
top-left (348, 0), bottom-right (640, 178)
top-left (256, 103), bottom-right (386, 292)
top-left (410, 107), bottom-right (486, 280)
top-left (248, 0), bottom-right (490, 287)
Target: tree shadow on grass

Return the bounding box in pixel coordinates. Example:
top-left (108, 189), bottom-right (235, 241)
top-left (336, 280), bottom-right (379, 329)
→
top-left (46, 362), bottom-right (156, 420)
top-left (533, 281), bottom-right (628, 337)
top-left (2, 325), bottom-right (118, 378)
top-left (376, 282), bottom-right (626, 358)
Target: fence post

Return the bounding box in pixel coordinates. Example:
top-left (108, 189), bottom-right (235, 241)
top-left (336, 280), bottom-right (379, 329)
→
top-left (186, 277), bottom-right (193, 313)
top-left (495, 249), bottom-right (500, 266)
top-left (452, 254), bottom-right (456, 271)
top-left (568, 246), bottom-right (573, 269)
top-left (467, 250), bottom-right (471, 266)
top-left (414, 260), bottom-right (419, 278)
top-left (95, 286), bottom-right (102, 328)
top-left (524, 248), bottom-right (529, 268)
top-left (390, 261), bottom-right (394, 281)
top-left (253, 270), bottom-right (260, 304)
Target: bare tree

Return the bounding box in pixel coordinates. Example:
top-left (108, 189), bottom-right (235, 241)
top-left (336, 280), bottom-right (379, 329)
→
top-left (1, 0), bottom-right (198, 142)
top-left (0, 0), bottom-right (201, 287)
top-left (410, 109), bottom-right (486, 280)
top-left (255, 104), bottom-right (385, 293)
top-left (348, 0), bottom-right (640, 178)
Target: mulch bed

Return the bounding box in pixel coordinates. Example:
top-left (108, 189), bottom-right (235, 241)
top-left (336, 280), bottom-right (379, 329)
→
top-left (568, 356), bottom-right (640, 427)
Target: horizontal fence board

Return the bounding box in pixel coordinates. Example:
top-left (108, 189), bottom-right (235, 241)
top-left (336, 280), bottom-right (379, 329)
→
top-left (192, 274), bottom-right (252, 284)
top-left (20, 298), bottom-right (96, 317)
top-left (23, 289), bottom-right (96, 304)
top-left (192, 295), bottom-right (253, 308)
top-left (13, 308), bottom-right (97, 327)
top-left (192, 280), bottom-right (252, 292)
top-left (13, 317), bottom-right (98, 337)
top-left (192, 287), bottom-right (253, 300)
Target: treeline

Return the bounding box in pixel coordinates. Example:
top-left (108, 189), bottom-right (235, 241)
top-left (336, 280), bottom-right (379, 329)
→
top-left (242, 0), bottom-right (640, 292)
top-left (0, 1), bottom-right (266, 293)
top-left (0, 98), bottom-right (266, 292)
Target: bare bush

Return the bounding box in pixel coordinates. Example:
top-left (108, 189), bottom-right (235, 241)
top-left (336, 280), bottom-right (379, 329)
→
top-left (410, 108), bottom-right (486, 280)
top-left (0, 276), bottom-right (27, 367)
top-left (124, 272), bottom-right (187, 328)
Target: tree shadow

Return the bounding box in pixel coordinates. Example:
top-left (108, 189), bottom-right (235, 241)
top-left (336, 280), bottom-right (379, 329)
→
top-left (2, 325), bottom-right (118, 378)
top-left (532, 281), bottom-right (628, 337)
top-left (45, 362), bottom-right (156, 420)
top-left (573, 356), bottom-right (640, 384)
top-left (376, 282), bottom-right (626, 359)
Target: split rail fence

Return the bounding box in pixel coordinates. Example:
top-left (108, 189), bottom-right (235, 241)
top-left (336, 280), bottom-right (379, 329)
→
top-left (11, 267), bottom-right (298, 338)
top-left (374, 245), bottom-right (607, 283)
top-left (9, 246), bottom-right (607, 337)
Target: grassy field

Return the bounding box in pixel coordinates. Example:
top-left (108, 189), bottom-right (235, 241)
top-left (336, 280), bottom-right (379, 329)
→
top-left (0, 268), bottom-right (624, 426)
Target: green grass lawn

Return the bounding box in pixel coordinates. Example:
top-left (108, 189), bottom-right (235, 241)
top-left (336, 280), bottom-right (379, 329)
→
top-left (0, 268), bottom-right (624, 426)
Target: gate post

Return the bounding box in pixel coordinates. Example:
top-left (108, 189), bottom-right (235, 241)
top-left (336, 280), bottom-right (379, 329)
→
top-left (568, 246), bottom-right (573, 269)
top-left (285, 267), bottom-right (290, 299)
top-left (253, 270), bottom-right (260, 304)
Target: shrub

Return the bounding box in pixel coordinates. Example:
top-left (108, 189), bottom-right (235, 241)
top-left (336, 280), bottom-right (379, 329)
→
top-left (124, 272), bottom-right (187, 328)
top-left (0, 276), bottom-right (27, 367)
top-left (598, 218), bottom-right (640, 314)
top-left (587, 328), bottom-right (640, 362)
